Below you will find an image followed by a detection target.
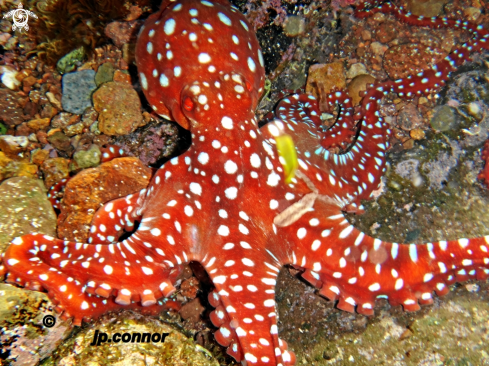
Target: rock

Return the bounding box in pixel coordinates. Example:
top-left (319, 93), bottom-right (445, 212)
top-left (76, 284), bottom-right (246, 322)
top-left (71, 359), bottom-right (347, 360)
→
top-left (410, 128), bottom-right (426, 140)
top-left (57, 157), bottom-right (152, 242)
top-left (346, 63), bottom-right (368, 79)
top-left (0, 135), bottom-right (29, 155)
top-left (284, 15), bottom-right (306, 37)
top-left (49, 311), bottom-right (218, 365)
top-left (0, 283), bottom-right (72, 366)
top-left (72, 144), bottom-right (101, 170)
top-left (397, 103), bottom-right (424, 131)
top-left (383, 42), bottom-right (446, 79)
top-left (26, 117), bottom-right (51, 131)
top-left (430, 105), bottom-right (457, 131)
top-left (370, 41), bottom-right (387, 56)
top-left (46, 91), bottom-right (62, 109)
top-left (56, 47), bottom-right (86, 75)
top-left (47, 131), bottom-right (73, 155)
top-left (61, 69), bottom-right (97, 114)
top-left (30, 148), bottom-right (50, 166)
top-left (305, 62), bottom-right (346, 99)
top-left (93, 81), bottom-right (143, 136)
top-left (95, 62), bottom-right (115, 86)
top-left (0, 152), bottom-right (38, 182)
top-left (40, 157), bottom-right (70, 188)
top-left (0, 65), bottom-right (21, 90)
top-left (179, 298), bottom-right (205, 322)
top-left (0, 176), bottom-right (56, 251)
top-left (347, 74), bottom-right (377, 106)
top-left (374, 21), bottom-right (397, 44)
top-left (111, 120), bottom-right (179, 165)
top-left (0, 88), bottom-right (24, 127)
top-left (406, 0), bottom-right (448, 17)
top-left (104, 20), bottom-right (143, 48)
top-left (113, 69), bottom-right (132, 84)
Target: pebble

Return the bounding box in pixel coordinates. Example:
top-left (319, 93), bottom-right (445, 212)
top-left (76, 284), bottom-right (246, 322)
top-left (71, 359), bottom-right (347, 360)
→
top-left (397, 103), bottom-right (424, 131)
top-left (57, 157), bottom-right (152, 242)
top-left (95, 62), bottom-right (115, 86)
top-left (0, 89), bottom-right (24, 126)
top-left (305, 62), bottom-right (346, 99)
top-left (46, 131), bottom-right (73, 155)
top-left (72, 144), bottom-right (101, 170)
top-left (93, 81), bottom-right (143, 136)
top-left (56, 47), bottom-right (85, 74)
top-left (0, 66), bottom-right (21, 90)
top-left (40, 157), bottom-right (71, 188)
top-left (0, 152), bottom-right (38, 181)
top-left (26, 118), bottom-right (51, 131)
top-left (346, 63), bottom-right (368, 79)
top-left (370, 41), bottom-right (387, 56)
top-left (0, 176), bottom-right (56, 251)
top-left (104, 20), bottom-right (143, 48)
top-left (61, 69), bottom-right (97, 114)
top-left (410, 128), bottom-right (426, 140)
top-left (406, 0), bottom-right (448, 17)
top-left (430, 105), bottom-right (457, 131)
top-left (284, 15), bottom-right (306, 37)
top-left (0, 135), bottom-right (29, 155)
top-left (347, 74), bottom-right (377, 106)
top-left (383, 42), bottom-right (446, 79)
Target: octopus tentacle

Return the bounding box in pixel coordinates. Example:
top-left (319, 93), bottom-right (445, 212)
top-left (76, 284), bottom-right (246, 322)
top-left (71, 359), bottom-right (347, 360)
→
top-left (206, 253), bottom-right (295, 365)
top-left (279, 202), bottom-right (489, 315)
top-left (88, 188), bottom-right (147, 244)
top-left (264, 88), bottom-right (390, 213)
top-left (4, 233), bottom-right (178, 324)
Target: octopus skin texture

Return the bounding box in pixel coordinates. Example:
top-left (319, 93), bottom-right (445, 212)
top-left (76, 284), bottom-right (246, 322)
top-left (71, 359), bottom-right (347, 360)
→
top-left (3, 0), bottom-right (489, 365)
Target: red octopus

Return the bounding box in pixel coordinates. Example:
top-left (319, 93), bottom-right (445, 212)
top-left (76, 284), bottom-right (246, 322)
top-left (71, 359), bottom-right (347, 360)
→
top-left (2, 1), bottom-right (489, 365)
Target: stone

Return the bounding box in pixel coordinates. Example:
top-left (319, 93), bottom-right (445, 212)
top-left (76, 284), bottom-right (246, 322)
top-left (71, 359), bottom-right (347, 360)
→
top-left (104, 20), bottom-right (143, 48)
top-left (26, 117), bottom-right (51, 131)
top-left (0, 65), bottom-right (21, 90)
top-left (0, 283), bottom-right (72, 366)
top-left (93, 81), bottom-right (143, 136)
top-left (72, 144), bottom-right (101, 170)
top-left (47, 131), bottom-right (73, 154)
top-left (397, 103), bottom-right (424, 131)
top-left (61, 69), bottom-right (97, 114)
top-left (40, 157), bottom-right (70, 188)
top-left (57, 157), bottom-right (152, 242)
top-left (347, 74), bottom-right (377, 106)
top-left (0, 135), bottom-right (29, 155)
top-left (0, 88), bottom-right (24, 127)
top-left (305, 62), bottom-right (346, 99)
top-left (383, 42), bottom-right (446, 79)
top-left (0, 176), bottom-right (56, 251)
top-left (95, 62), bottom-right (115, 86)
top-left (284, 15), bottom-right (306, 37)
top-left (346, 63), bottom-right (368, 79)
top-left (56, 47), bottom-right (86, 75)
top-left (406, 0), bottom-right (449, 17)
top-left (0, 152), bottom-right (38, 184)
top-left (430, 105), bottom-right (457, 131)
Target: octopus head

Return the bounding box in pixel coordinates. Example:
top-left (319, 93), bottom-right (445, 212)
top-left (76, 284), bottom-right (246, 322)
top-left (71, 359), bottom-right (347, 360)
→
top-left (135, 0), bottom-right (266, 130)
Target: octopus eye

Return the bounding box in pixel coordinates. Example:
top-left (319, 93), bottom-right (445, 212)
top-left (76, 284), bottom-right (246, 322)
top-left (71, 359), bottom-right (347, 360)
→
top-left (183, 96), bottom-right (194, 111)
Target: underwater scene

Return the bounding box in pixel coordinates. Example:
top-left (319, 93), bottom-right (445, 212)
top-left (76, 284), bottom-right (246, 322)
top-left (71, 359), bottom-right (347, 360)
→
top-left (0, 0), bottom-right (489, 365)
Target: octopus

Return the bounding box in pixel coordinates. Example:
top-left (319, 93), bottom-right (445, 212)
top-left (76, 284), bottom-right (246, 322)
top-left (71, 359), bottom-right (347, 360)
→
top-left (2, 0), bottom-right (489, 365)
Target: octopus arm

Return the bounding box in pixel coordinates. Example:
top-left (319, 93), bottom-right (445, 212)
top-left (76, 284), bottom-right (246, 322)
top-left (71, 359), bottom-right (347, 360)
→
top-left (205, 251), bottom-right (295, 365)
top-left (4, 233), bottom-right (180, 325)
top-left (280, 201), bottom-right (489, 315)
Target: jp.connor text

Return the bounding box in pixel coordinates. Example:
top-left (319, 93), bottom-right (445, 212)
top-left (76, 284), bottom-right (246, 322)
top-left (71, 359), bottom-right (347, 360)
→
top-left (90, 329), bottom-right (170, 346)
